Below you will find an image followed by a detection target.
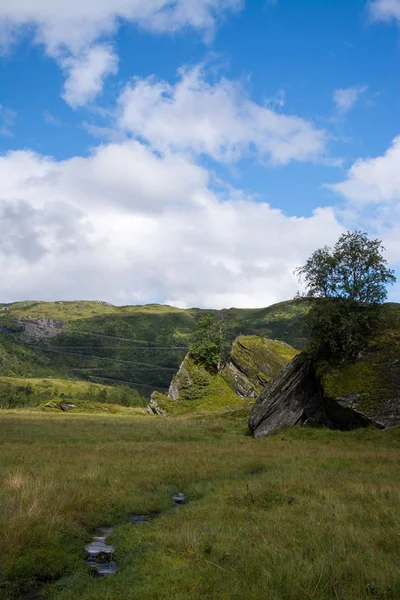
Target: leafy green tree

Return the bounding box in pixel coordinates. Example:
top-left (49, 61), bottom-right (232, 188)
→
top-left (295, 231), bottom-right (396, 359)
top-left (189, 314), bottom-right (229, 372)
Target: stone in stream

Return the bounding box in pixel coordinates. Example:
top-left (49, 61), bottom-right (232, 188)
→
top-left (173, 493), bottom-right (185, 505)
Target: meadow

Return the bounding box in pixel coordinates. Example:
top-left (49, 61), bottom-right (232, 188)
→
top-left (0, 410), bottom-right (399, 600)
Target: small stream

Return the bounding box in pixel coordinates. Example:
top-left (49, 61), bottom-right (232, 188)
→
top-left (85, 493), bottom-right (186, 577)
top-left (85, 526), bottom-right (118, 576)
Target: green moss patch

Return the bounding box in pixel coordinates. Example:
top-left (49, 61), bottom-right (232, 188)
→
top-left (319, 305), bottom-right (400, 416)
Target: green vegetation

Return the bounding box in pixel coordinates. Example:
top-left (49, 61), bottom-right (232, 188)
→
top-left (0, 300), bottom-right (310, 401)
top-left (0, 332), bottom-right (66, 378)
top-left (151, 356), bottom-right (244, 415)
top-left (0, 377), bottom-right (146, 409)
top-left (189, 314), bottom-right (229, 372)
top-left (296, 231), bottom-right (396, 359)
top-left (317, 303), bottom-right (400, 414)
top-left (0, 411), bottom-right (399, 600)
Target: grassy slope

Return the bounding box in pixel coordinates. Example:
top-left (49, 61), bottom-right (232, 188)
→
top-left (0, 300), bottom-right (310, 401)
top-left (0, 376), bottom-right (146, 409)
top-left (0, 411), bottom-right (399, 600)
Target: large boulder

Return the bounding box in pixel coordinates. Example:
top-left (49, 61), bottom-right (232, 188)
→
top-left (317, 305), bottom-right (400, 430)
top-left (248, 353), bottom-right (325, 438)
top-left (249, 304), bottom-right (400, 437)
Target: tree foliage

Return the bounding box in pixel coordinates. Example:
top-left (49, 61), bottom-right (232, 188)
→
top-left (189, 314), bottom-right (229, 372)
top-left (295, 231), bottom-right (396, 360)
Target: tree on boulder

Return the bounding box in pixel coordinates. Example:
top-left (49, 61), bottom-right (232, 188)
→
top-left (189, 314), bottom-right (229, 372)
top-left (295, 231), bottom-right (396, 359)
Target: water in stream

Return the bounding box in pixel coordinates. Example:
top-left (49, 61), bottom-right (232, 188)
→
top-left (85, 493), bottom-right (186, 576)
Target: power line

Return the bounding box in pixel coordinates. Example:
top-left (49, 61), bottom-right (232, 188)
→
top-left (87, 375), bottom-right (167, 390)
top-left (28, 344), bottom-right (187, 351)
top-left (57, 330), bottom-right (190, 345)
top-left (27, 348), bottom-right (181, 368)
top-left (71, 363), bottom-right (177, 371)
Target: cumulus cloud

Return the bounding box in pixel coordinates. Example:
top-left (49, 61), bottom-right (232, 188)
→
top-left (369, 0), bottom-right (400, 24)
top-left (327, 136), bottom-right (400, 204)
top-left (326, 136), bottom-right (400, 298)
top-left (61, 44), bottom-right (118, 108)
top-left (118, 66), bottom-right (327, 165)
top-left (333, 86), bottom-right (367, 115)
top-left (0, 0), bottom-right (242, 106)
top-left (0, 142), bottom-right (344, 308)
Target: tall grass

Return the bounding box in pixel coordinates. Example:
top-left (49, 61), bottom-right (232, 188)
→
top-left (0, 411), bottom-right (399, 599)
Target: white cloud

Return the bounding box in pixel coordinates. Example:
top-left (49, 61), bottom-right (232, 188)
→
top-left (0, 105), bottom-right (17, 136)
top-left (0, 1), bottom-right (242, 106)
top-left (326, 137), bottom-right (400, 298)
top-left (327, 136), bottom-right (400, 204)
top-left (369, 0), bottom-right (400, 24)
top-left (118, 66), bottom-right (327, 165)
top-left (0, 141), bottom-right (344, 308)
top-left (333, 86), bottom-right (367, 114)
top-left (61, 44), bottom-right (118, 108)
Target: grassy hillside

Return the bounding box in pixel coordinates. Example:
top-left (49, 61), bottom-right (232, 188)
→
top-left (0, 300), bottom-right (310, 399)
top-left (0, 376), bottom-right (145, 410)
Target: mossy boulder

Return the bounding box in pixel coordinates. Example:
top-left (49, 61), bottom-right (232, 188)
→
top-left (148, 335), bottom-right (298, 415)
top-left (317, 304), bottom-right (400, 429)
top-left (249, 304), bottom-right (400, 437)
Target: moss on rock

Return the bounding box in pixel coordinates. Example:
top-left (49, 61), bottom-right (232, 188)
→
top-left (317, 304), bottom-right (400, 428)
top-left (149, 336), bottom-right (299, 415)
top-left (222, 335), bottom-right (299, 396)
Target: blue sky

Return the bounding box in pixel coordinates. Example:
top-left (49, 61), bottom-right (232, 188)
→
top-left (0, 0), bottom-right (399, 307)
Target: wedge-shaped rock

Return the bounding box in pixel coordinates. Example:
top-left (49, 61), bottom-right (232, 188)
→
top-left (248, 353), bottom-right (324, 438)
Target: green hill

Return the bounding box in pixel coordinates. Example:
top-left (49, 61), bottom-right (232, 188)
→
top-left (0, 299), bottom-right (309, 402)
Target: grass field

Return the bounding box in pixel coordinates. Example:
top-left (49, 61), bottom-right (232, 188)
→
top-left (0, 411), bottom-right (399, 600)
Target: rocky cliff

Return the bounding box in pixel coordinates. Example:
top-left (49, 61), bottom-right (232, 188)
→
top-left (249, 304), bottom-right (400, 437)
top-left (16, 318), bottom-right (65, 342)
top-left (148, 335), bottom-right (298, 415)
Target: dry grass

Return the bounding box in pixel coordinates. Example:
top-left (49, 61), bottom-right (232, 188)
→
top-left (0, 411), bottom-right (399, 600)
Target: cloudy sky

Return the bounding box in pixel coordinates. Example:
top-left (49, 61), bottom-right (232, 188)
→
top-left (0, 0), bottom-right (399, 308)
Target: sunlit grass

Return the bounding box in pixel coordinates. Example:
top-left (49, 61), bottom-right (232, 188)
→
top-left (0, 411), bottom-right (399, 599)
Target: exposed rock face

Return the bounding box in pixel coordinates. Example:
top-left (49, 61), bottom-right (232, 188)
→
top-left (249, 305), bottom-right (400, 436)
top-left (221, 336), bottom-right (298, 398)
top-left (168, 358), bottom-right (193, 401)
top-left (147, 394), bottom-right (168, 416)
top-left (16, 318), bottom-right (65, 342)
top-left (59, 401), bottom-right (78, 412)
top-left (148, 335), bottom-right (298, 415)
top-left (248, 353), bottom-right (326, 438)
